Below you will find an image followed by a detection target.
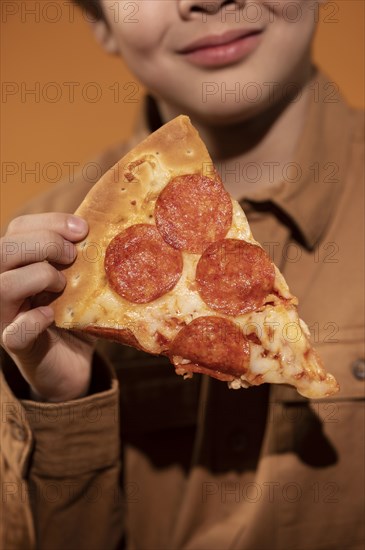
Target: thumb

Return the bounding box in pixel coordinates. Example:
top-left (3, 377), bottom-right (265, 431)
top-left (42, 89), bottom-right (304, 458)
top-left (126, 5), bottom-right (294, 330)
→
top-left (2, 306), bottom-right (54, 360)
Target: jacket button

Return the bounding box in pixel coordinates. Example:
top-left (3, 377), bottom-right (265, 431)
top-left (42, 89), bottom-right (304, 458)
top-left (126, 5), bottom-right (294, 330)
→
top-left (9, 418), bottom-right (27, 441)
top-left (351, 358), bottom-right (365, 380)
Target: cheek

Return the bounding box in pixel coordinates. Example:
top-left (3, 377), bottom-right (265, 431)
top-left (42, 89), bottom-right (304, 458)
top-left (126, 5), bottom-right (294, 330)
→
top-left (262, 0), bottom-right (318, 18)
top-left (258, 0), bottom-right (318, 62)
top-left (103, 0), bottom-right (170, 54)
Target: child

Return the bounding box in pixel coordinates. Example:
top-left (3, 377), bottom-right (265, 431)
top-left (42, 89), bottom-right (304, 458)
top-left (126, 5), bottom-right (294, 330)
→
top-left (1, 1), bottom-right (364, 549)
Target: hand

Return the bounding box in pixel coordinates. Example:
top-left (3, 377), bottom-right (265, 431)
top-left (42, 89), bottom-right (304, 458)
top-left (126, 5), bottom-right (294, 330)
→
top-left (1, 213), bottom-right (96, 402)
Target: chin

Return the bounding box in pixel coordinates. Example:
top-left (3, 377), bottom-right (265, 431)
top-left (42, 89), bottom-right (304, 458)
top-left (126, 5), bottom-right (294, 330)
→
top-left (175, 97), bottom-right (270, 127)
top-left (155, 79), bottom-right (275, 127)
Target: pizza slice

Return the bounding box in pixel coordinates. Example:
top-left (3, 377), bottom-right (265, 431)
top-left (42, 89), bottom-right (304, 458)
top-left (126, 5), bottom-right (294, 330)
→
top-left (51, 115), bottom-right (339, 399)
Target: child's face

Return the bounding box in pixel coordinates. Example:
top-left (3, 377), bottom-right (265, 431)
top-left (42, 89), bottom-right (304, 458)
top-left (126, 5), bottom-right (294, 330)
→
top-left (100, 0), bottom-right (319, 122)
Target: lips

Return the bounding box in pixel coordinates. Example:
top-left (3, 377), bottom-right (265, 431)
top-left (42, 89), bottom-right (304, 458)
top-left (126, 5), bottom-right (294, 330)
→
top-left (177, 29), bottom-right (263, 68)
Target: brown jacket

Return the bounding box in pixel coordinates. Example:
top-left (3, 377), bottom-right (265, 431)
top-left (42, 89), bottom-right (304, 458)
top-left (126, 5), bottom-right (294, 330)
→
top-left (1, 71), bottom-right (364, 550)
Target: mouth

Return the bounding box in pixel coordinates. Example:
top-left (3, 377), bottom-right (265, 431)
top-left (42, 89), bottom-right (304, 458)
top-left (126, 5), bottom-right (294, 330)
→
top-left (178, 29), bottom-right (263, 68)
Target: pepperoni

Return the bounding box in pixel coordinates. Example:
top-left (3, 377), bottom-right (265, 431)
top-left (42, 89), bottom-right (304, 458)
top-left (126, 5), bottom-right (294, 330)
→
top-left (196, 239), bottom-right (275, 316)
top-left (104, 224), bottom-right (183, 303)
top-left (155, 174), bottom-right (232, 254)
top-left (169, 316), bottom-right (250, 378)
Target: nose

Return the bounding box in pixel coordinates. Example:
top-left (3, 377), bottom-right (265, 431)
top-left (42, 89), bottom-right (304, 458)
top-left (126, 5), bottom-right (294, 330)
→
top-left (178, 0), bottom-right (245, 20)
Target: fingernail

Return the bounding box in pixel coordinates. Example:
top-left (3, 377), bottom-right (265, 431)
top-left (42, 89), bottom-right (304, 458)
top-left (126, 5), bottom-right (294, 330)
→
top-left (67, 216), bottom-right (88, 234)
top-left (38, 306), bottom-right (54, 320)
top-left (63, 241), bottom-right (77, 262)
top-left (58, 270), bottom-right (66, 284)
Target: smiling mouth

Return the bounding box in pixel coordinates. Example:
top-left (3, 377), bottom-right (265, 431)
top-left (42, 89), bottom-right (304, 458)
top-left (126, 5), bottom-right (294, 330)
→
top-left (178, 30), bottom-right (263, 68)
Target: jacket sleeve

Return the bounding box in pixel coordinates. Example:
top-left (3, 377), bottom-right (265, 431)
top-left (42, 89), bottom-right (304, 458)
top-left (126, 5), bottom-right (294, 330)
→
top-left (0, 350), bottom-right (125, 550)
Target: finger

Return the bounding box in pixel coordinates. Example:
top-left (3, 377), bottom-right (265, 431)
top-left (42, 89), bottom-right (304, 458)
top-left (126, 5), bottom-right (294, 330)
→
top-left (0, 263), bottom-right (66, 327)
top-left (5, 213), bottom-right (88, 241)
top-left (1, 306), bottom-right (54, 357)
top-left (1, 230), bottom-right (77, 273)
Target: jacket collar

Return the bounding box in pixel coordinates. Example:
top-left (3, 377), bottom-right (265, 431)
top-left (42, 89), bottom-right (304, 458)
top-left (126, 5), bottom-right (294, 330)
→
top-left (134, 69), bottom-right (353, 250)
top-left (246, 69), bottom-right (353, 249)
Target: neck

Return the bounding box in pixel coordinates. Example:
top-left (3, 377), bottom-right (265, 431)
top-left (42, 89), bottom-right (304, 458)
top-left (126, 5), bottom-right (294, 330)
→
top-left (157, 67), bottom-right (315, 199)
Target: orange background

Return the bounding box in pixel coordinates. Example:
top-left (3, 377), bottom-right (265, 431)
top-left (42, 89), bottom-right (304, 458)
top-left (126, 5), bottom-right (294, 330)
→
top-left (1, 0), bottom-right (364, 228)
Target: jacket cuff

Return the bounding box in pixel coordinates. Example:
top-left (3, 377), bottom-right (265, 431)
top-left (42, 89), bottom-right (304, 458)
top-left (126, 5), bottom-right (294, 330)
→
top-left (1, 352), bottom-right (120, 479)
